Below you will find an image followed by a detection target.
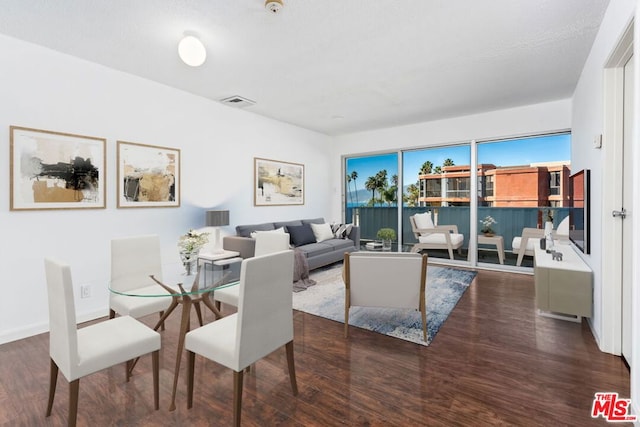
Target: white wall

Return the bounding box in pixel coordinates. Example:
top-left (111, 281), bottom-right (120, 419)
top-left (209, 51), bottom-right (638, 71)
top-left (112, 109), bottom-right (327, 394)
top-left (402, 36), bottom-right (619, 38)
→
top-left (329, 99), bottom-right (572, 218)
top-left (571, 0), bottom-right (639, 414)
top-left (0, 35), bottom-right (332, 344)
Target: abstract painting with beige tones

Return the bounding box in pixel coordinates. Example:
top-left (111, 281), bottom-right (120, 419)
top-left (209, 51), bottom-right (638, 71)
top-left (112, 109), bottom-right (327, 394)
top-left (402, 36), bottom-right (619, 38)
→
top-left (117, 141), bottom-right (180, 208)
top-left (10, 126), bottom-right (106, 210)
top-left (254, 157), bottom-right (304, 206)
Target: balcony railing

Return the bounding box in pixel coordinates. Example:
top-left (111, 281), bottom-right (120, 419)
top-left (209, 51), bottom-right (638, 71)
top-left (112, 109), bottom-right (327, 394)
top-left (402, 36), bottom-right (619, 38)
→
top-left (346, 206), bottom-right (571, 253)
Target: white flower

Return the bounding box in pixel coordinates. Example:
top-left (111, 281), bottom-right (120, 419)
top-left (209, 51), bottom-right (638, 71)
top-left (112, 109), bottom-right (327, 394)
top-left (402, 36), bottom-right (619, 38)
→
top-left (480, 215), bottom-right (497, 233)
top-left (178, 229), bottom-right (209, 253)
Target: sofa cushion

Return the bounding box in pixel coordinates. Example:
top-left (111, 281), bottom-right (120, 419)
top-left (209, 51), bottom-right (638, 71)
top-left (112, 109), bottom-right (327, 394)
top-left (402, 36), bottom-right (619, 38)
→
top-left (310, 222), bottom-right (334, 242)
top-left (287, 223), bottom-right (316, 246)
top-left (331, 223), bottom-right (354, 239)
top-left (274, 219), bottom-right (303, 229)
top-left (295, 242), bottom-right (334, 257)
top-left (318, 238), bottom-right (355, 251)
top-left (413, 212), bottom-right (434, 229)
top-left (302, 218), bottom-right (325, 225)
top-left (236, 222), bottom-right (275, 238)
top-left (250, 227), bottom-right (286, 238)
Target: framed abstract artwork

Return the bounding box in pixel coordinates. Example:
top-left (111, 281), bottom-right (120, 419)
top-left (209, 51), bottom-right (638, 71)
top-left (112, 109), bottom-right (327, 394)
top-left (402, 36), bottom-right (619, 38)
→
top-left (10, 126), bottom-right (106, 210)
top-left (117, 141), bottom-right (180, 208)
top-left (254, 157), bottom-right (304, 206)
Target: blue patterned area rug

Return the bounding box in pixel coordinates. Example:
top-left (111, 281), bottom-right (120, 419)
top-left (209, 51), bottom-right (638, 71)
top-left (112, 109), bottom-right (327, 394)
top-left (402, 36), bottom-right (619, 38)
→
top-left (293, 265), bottom-right (477, 346)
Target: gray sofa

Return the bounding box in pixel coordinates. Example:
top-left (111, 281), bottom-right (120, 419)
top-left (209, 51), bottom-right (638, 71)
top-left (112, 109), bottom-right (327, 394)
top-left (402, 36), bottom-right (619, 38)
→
top-left (223, 217), bottom-right (360, 270)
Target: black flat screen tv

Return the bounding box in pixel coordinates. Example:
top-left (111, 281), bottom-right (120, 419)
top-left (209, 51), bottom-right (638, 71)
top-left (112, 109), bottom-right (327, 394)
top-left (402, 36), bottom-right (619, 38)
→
top-left (569, 169), bottom-right (590, 254)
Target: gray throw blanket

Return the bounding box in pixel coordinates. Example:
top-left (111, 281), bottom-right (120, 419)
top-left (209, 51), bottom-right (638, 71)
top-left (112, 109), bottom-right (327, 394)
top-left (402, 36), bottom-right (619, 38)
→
top-left (293, 249), bottom-right (316, 292)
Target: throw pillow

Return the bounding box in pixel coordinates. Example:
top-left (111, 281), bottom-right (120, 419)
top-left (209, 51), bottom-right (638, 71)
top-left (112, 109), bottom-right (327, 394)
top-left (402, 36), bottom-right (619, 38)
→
top-left (250, 227), bottom-right (286, 239)
top-left (310, 222), bottom-right (334, 242)
top-left (331, 223), bottom-right (354, 239)
top-left (413, 212), bottom-right (434, 229)
top-left (286, 223), bottom-right (316, 246)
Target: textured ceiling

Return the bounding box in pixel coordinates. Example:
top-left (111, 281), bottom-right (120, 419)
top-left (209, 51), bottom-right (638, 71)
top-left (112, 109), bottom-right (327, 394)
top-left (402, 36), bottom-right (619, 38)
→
top-left (0, 0), bottom-right (610, 135)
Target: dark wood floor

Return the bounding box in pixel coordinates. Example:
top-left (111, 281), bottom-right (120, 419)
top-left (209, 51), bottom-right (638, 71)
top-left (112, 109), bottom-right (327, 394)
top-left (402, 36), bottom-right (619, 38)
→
top-left (0, 268), bottom-right (630, 426)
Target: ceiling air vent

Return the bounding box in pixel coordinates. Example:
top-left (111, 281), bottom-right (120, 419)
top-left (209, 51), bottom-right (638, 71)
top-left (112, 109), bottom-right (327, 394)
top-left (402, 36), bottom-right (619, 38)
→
top-left (219, 95), bottom-right (256, 108)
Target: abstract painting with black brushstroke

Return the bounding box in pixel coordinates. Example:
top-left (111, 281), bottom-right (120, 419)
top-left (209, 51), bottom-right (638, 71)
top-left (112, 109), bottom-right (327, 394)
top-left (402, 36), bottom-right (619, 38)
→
top-left (10, 126), bottom-right (106, 210)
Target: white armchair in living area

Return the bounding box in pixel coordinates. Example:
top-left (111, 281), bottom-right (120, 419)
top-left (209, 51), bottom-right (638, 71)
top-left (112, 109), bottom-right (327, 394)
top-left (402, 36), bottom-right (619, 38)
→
top-left (409, 212), bottom-right (464, 260)
top-left (512, 216), bottom-right (569, 266)
top-left (342, 252), bottom-right (428, 341)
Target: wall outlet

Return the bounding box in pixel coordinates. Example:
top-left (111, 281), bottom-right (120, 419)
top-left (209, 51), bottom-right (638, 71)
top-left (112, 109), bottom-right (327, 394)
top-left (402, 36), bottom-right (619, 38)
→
top-left (80, 284), bottom-right (91, 299)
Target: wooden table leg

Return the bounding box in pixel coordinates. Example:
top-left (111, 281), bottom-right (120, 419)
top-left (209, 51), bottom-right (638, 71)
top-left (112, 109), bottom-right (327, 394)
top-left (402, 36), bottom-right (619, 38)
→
top-left (169, 296), bottom-right (192, 411)
top-left (200, 291), bottom-right (223, 319)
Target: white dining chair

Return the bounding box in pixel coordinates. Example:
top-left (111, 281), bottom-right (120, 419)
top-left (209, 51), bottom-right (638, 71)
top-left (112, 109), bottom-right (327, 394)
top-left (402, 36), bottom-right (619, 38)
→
top-left (185, 250), bottom-right (298, 427)
top-left (212, 232), bottom-right (291, 310)
top-left (109, 235), bottom-right (171, 329)
top-left (45, 258), bottom-right (161, 427)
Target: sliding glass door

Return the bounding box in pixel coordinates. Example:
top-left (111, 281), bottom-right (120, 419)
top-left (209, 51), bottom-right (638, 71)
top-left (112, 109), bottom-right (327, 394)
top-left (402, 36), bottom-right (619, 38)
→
top-left (402, 144), bottom-right (470, 261)
top-left (476, 133), bottom-right (571, 267)
top-left (345, 153), bottom-right (399, 250)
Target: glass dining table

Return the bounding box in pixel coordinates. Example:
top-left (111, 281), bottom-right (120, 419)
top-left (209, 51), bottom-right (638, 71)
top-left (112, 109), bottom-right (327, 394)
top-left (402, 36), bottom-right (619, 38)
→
top-left (109, 264), bottom-right (239, 411)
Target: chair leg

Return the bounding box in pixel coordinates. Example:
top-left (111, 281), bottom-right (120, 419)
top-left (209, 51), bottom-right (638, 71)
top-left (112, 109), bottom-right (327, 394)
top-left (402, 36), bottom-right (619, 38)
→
top-left (152, 350), bottom-right (159, 410)
top-left (187, 351), bottom-right (196, 409)
top-left (233, 370), bottom-right (244, 427)
top-left (46, 358), bottom-right (58, 417)
top-left (285, 341), bottom-right (298, 395)
top-left (420, 305), bottom-right (427, 342)
top-left (68, 379), bottom-right (79, 427)
top-left (447, 246), bottom-right (454, 260)
top-left (344, 294), bottom-right (350, 338)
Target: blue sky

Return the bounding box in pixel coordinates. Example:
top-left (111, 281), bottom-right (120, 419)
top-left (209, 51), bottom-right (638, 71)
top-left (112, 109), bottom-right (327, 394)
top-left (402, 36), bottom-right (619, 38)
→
top-left (345, 134), bottom-right (571, 189)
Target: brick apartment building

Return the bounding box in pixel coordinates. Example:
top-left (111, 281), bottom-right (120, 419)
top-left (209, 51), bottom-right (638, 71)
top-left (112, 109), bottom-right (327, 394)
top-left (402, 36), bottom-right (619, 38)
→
top-left (418, 161), bottom-right (571, 208)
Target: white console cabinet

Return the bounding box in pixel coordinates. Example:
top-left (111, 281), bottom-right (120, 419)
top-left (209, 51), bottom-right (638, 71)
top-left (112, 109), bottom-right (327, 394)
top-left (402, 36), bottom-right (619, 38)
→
top-left (534, 242), bottom-right (592, 322)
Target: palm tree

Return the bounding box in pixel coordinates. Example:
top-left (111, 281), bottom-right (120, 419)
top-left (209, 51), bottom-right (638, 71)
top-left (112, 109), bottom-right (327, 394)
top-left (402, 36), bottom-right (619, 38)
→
top-left (345, 174), bottom-right (353, 205)
top-left (434, 166), bottom-right (442, 174)
top-left (350, 171), bottom-right (359, 205)
top-left (365, 175), bottom-right (377, 206)
top-left (375, 170), bottom-right (388, 206)
top-left (443, 158), bottom-right (455, 167)
top-left (404, 182), bottom-right (420, 207)
top-left (419, 161), bottom-right (433, 175)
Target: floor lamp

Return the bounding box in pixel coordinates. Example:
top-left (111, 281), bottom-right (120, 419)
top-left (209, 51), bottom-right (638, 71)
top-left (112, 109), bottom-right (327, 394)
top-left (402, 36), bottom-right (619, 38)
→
top-left (206, 210), bottom-right (230, 253)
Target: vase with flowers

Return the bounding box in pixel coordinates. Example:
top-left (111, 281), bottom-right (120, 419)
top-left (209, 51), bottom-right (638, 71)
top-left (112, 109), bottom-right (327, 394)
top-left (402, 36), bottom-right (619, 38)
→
top-left (480, 215), bottom-right (497, 237)
top-left (178, 229), bottom-right (209, 275)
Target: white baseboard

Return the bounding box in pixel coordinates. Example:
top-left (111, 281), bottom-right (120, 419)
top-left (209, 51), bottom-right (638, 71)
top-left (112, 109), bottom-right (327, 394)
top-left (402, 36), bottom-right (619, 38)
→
top-left (0, 308), bottom-right (107, 346)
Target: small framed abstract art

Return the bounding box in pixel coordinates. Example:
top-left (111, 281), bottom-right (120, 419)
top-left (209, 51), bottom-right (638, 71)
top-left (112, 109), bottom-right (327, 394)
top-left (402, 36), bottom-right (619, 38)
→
top-left (10, 126), bottom-right (106, 210)
top-left (117, 141), bottom-right (180, 208)
top-left (254, 157), bottom-right (304, 206)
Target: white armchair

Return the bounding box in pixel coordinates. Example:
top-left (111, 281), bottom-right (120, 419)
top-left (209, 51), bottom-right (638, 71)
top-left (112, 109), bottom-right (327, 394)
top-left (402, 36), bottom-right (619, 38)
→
top-left (409, 212), bottom-right (464, 260)
top-left (343, 252), bottom-right (428, 341)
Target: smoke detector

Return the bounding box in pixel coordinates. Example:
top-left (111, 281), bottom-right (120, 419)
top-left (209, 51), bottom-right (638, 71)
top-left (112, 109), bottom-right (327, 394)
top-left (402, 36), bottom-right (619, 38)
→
top-left (265, 0), bottom-right (283, 13)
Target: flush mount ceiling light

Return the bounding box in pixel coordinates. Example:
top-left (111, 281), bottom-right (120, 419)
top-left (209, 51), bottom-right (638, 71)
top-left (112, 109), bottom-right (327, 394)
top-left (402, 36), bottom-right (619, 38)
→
top-left (265, 0), bottom-right (283, 13)
top-left (178, 35), bottom-right (206, 67)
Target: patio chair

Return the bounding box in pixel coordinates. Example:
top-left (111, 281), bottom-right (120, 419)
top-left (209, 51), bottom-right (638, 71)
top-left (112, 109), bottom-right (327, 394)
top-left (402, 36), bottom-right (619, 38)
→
top-left (512, 215), bottom-right (569, 266)
top-left (409, 212), bottom-right (464, 260)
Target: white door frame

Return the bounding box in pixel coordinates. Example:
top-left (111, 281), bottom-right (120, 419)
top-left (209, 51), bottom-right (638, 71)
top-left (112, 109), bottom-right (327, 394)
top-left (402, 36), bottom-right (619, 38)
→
top-left (601, 22), bottom-right (633, 355)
